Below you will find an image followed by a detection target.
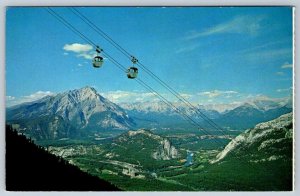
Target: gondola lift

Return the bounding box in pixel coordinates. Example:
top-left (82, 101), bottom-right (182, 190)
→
top-left (127, 56), bottom-right (138, 79)
top-left (92, 46), bottom-right (104, 68)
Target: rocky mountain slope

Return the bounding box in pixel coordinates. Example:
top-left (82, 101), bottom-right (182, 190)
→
top-left (212, 112), bottom-right (293, 163)
top-left (6, 87), bottom-right (134, 140)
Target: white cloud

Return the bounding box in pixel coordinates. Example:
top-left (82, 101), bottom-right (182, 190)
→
top-left (77, 52), bottom-right (95, 60)
top-left (198, 90), bottom-right (238, 98)
top-left (78, 63), bottom-right (84, 67)
top-left (100, 90), bottom-right (156, 103)
top-left (179, 93), bottom-right (193, 99)
top-left (6, 91), bottom-right (55, 107)
top-left (185, 15), bottom-right (263, 40)
top-left (6, 96), bottom-right (15, 101)
top-left (63, 43), bottom-right (93, 53)
top-left (23, 91), bottom-right (54, 100)
top-left (276, 87), bottom-right (292, 93)
top-left (63, 43), bottom-right (96, 60)
top-left (281, 62), bottom-right (293, 69)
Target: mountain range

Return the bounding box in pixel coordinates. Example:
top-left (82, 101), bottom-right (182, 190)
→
top-left (6, 86), bottom-right (292, 140)
top-left (120, 95), bottom-right (292, 130)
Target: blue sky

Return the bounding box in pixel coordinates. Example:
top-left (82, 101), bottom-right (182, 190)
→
top-left (6, 7), bottom-right (293, 106)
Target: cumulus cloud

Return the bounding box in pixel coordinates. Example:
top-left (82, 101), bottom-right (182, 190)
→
top-left (63, 43), bottom-right (93, 53)
top-left (179, 93), bottom-right (193, 99)
top-left (185, 15), bottom-right (264, 40)
top-left (6, 91), bottom-right (55, 107)
top-left (63, 43), bottom-right (95, 60)
top-left (198, 90), bottom-right (238, 98)
top-left (281, 62), bottom-right (293, 69)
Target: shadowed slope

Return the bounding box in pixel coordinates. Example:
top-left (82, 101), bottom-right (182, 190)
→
top-left (6, 125), bottom-right (121, 191)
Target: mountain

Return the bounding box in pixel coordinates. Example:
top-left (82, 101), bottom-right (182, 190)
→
top-left (217, 102), bottom-right (292, 129)
top-left (212, 112), bottom-right (293, 163)
top-left (120, 95), bottom-right (292, 130)
top-left (6, 86), bottom-right (134, 140)
top-left (6, 125), bottom-right (120, 191)
top-left (243, 95), bottom-right (292, 111)
top-left (120, 101), bottom-right (221, 128)
top-left (6, 86), bottom-right (292, 139)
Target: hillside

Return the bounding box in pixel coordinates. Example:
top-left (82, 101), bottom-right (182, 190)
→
top-left (167, 113), bottom-right (293, 191)
top-left (212, 112), bottom-right (293, 163)
top-left (6, 125), bottom-right (121, 191)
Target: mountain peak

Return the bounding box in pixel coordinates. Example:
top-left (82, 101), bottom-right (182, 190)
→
top-left (75, 86), bottom-right (98, 96)
top-left (80, 86), bottom-right (97, 93)
top-left (63, 86), bottom-right (99, 103)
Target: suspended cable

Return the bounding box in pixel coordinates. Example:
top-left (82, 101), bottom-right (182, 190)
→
top-left (49, 7), bottom-right (243, 148)
top-left (47, 8), bottom-right (210, 136)
top-left (47, 8), bottom-right (97, 47)
top-left (69, 7), bottom-right (232, 135)
top-left (69, 7), bottom-right (132, 59)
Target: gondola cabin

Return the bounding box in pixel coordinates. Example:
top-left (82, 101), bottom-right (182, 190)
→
top-left (127, 67), bottom-right (138, 79)
top-left (93, 56), bottom-right (104, 68)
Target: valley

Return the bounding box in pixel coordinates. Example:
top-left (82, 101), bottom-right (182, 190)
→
top-left (43, 131), bottom-right (223, 191)
top-left (38, 112), bottom-right (292, 191)
top-left (6, 87), bottom-right (293, 191)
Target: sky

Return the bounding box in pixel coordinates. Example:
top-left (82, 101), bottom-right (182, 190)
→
top-left (6, 7), bottom-right (293, 106)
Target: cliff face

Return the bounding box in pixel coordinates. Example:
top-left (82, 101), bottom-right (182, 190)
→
top-left (121, 129), bottom-right (179, 160)
top-left (153, 138), bottom-right (178, 160)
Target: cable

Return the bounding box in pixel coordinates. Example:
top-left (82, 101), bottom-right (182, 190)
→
top-left (48, 7), bottom-right (202, 132)
top-left (69, 7), bottom-right (132, 60)
top-left (69, 7), bottom-right (233, 136)
top-left (47, 8), bottom-right (97, 47)
top-left (52, 7), bottom-right (241, 147)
